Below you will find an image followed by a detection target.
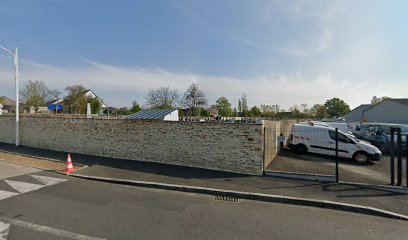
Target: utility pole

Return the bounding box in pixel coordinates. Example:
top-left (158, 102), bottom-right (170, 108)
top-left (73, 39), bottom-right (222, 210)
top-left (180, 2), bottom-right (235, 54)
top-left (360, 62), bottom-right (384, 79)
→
top-left (0, 45), bottom-right (19, 146)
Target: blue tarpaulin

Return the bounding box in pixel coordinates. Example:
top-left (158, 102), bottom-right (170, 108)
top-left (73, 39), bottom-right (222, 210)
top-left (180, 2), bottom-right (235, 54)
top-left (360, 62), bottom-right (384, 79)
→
top-left (48, 103), bottom-right (63, 110)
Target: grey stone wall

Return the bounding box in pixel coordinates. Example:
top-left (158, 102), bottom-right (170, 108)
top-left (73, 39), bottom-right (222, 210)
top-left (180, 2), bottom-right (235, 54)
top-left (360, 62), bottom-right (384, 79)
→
top-left (0, 116), bottom-right (263, 175)
top-left (0, 116), bottom-right (15, 144)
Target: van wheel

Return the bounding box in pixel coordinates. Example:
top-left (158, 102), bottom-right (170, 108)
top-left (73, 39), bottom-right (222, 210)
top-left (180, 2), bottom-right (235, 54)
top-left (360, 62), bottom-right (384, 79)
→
top-left (295, 144), bottom-right (308, 154)
top-left (353, 152), bottom-right (368, 163)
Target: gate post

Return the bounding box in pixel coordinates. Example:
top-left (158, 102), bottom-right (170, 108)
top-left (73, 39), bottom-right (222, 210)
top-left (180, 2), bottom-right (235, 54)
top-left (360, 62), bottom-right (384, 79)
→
top-left (335, 128), bottom-right (339, 183)
top-left (397, 128), bottom-right (402, 186)
top-left (262, 126), bottom-right (266, 176)
top-left (390, 127), bottom-right (395, 185)
top-left (406, 135), bottom-right (408, 187)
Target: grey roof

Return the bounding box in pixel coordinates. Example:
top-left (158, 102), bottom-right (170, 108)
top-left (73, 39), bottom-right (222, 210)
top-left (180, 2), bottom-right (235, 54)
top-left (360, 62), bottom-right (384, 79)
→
top-left (388, 98), bottom-right (408, 107)
top-left (347, 104), bottom-right (372, 113)
top-left (363, 98), bottom-right (408, 112)
top-left (127, 109), bottom-right (176, 120)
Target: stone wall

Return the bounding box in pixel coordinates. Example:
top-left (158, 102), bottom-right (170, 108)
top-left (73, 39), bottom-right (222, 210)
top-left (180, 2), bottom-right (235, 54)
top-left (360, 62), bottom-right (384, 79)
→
top-left (0, 116), bottom-right (264, 175)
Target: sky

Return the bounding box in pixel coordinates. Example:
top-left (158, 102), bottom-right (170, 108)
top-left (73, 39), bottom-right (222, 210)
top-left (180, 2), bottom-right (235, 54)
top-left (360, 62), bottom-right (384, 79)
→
top-left (0, 0), bottom-right (407, 110)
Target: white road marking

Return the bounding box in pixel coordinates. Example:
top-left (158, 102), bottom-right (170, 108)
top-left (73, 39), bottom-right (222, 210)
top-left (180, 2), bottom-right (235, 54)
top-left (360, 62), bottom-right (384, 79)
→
top-left (31, 175), bottom-right (68, 186)
top-left (0, 190), bottom-right (19, 201)
top-left (0, 176), bottom-right (68, 202)
top-left (4, 180), bottom-right (44, 194)
top-left (0, 217), bottom-right (106, 240)
top-left (0, 221), bottom-right (10, 240)
top-left (0, 161), bottom-right (41, 180)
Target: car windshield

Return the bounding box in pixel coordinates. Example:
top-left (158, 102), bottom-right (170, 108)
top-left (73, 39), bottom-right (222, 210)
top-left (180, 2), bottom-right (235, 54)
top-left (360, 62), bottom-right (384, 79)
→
top-left (381, 125), bottom-right (408, 135)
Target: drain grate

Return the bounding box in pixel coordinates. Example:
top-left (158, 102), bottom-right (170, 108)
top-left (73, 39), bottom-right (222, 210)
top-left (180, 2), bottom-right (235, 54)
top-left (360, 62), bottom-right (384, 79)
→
top-left (214, 195), bottom-right (239, 203)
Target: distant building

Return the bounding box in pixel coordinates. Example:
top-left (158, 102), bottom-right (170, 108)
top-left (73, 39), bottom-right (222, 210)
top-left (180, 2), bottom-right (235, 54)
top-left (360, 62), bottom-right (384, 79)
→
top-left (62, 89), bottom-right (107, 114)
top-left (0, 96), bottom-right (16, 113)
top-left (127, 109), bottom-right (179, 121)
top-left (81, 90), bottom-right (107, 109)
top-left (362, 99), bottom-right (408, 124)
top-left (344, 104), bottom-right (372, 122)
top-left (345, 99), bottom-right (408, 124)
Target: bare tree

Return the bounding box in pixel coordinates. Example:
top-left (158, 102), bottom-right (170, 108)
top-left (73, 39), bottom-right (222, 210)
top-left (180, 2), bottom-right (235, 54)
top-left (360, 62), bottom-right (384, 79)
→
top-left (49, 89), bottom-right (62, 100)
top-left (145, 87), bottom-right (179, 109)
top-left (182, 83), bottom-right (207, 116)
top-left (20, 80), bottom-right (50, 111)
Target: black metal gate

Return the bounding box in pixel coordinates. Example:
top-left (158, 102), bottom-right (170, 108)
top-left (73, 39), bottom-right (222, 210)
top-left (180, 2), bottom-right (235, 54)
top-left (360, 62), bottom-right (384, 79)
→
top-left (337, 127), bottom-right (407, 187)
top-left (266, 126), bottom-right (408, 188)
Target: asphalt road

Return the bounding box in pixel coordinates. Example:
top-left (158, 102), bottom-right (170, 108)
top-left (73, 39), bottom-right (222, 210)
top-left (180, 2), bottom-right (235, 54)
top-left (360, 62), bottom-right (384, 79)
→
top-left (0, 163), bottom-right (407, 239)
top-left (268, 150), bottom-right (407, 185)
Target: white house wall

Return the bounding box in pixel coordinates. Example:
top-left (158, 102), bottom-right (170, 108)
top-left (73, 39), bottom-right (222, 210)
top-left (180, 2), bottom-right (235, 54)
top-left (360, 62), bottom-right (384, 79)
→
top-left (84, 91), bottom-right (107, 108)
top-left (363, 101), bottom-right (408, 124)
top-left (163, 110), bottom-right (179, 121)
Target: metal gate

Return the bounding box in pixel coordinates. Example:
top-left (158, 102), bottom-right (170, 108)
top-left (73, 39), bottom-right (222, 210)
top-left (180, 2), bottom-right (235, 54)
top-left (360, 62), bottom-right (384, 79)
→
top-left (266, 126), bottom-right (408, 187)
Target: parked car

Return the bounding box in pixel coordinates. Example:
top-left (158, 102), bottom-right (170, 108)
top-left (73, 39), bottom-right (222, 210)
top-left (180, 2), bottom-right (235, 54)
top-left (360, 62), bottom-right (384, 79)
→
top-left (352, 122), bottom-right (408, 153)
top-left (288, 124), bottom-right (382, 163)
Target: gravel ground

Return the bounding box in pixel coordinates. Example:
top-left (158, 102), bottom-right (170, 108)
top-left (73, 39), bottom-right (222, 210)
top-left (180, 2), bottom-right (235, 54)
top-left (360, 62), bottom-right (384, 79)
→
top-left (0, 151), bottom-right (80, 172)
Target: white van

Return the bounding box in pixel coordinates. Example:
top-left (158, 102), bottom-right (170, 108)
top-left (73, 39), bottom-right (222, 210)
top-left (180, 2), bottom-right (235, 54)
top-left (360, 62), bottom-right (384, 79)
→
top-left (300, 121), bottom-right (353, 136)
top-left (288, 124), bottom-right (381, 163)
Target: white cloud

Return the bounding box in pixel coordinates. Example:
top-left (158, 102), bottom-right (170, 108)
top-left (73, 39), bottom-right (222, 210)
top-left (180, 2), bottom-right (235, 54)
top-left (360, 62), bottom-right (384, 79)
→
top-left (0, 60), bottom-right (398, 109)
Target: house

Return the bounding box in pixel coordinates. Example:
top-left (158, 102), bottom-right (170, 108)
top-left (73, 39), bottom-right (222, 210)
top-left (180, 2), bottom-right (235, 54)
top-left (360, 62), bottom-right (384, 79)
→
top-left (344, 104), bottom-right (372, 122)
top-left (63, 89), bottom-right (107, 114)
top-left (127, 109), bottom-right (179, 121)
top-left (82, 90), bottom-right (107, 109)
top-left (361, 98), bottom-right (408, 124)
top-left (0, 96), bottom-right (16, 113)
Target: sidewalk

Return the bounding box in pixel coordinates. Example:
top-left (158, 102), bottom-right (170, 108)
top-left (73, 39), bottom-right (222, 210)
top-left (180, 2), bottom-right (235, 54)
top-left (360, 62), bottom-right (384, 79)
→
top-left (1, 142), bottom-right (408, 217)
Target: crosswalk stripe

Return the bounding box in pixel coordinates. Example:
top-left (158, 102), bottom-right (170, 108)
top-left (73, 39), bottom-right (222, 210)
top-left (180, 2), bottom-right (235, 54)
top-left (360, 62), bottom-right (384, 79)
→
top-left (0, 221), bottom-right (10, 240)
top-left (1, 217), bottom-right (107, 240)
top-left (4, 180), bottom-right (44, 194)
top-left (30, 175), bottom-right (68, 186)
top-left (0, 190), bottom-right (19, 201)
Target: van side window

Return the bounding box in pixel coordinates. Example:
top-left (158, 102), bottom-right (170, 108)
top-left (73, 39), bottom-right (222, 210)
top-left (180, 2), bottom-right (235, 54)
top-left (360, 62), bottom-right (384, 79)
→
top-left (329, 130), bottom-right (353, 144)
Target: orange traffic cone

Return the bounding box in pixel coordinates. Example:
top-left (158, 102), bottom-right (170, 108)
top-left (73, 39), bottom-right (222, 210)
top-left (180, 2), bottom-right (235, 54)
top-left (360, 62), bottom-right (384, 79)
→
top-left (64, 154), bottom-right (74, 174)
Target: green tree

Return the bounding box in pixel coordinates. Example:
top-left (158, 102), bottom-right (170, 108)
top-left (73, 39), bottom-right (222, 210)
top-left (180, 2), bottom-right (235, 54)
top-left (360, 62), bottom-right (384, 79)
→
top-left (199, 108), bottom-right (210, 117)
top-left (215, 96), bottom-right (233, 116)
top-left (289, 105), bottom-right (302, 118)
top-left (300, 103), bottom-right (311, 117)
top-left (113, 107), bottom-right (131, 115)
top-left (371, 96), bottom-right (390, 104)
top-left (310, 104), bottom-right (328, 119)
top-left (238, 99), bottom-right (242, 115)
top-left (324, 98), bottom-right (351, 117)
top-left (63, 85), bottom-right (102, 114)
top-left (182, 83), bottom-right (207, 116)
top-left (249, 106), bottom-right (262, 117)
top-left (240, 93), bottom-right (249, 117)
top-left (260, 104), bottom-right (279, 117)
top-left (130, 101), bottom-right (141, 113)
top-left (63, 85), bottom-right (87, 113)
top-left (88, 97), bottom-right (103, 114)
top-left (20, 80), bottom-right (51, 111)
